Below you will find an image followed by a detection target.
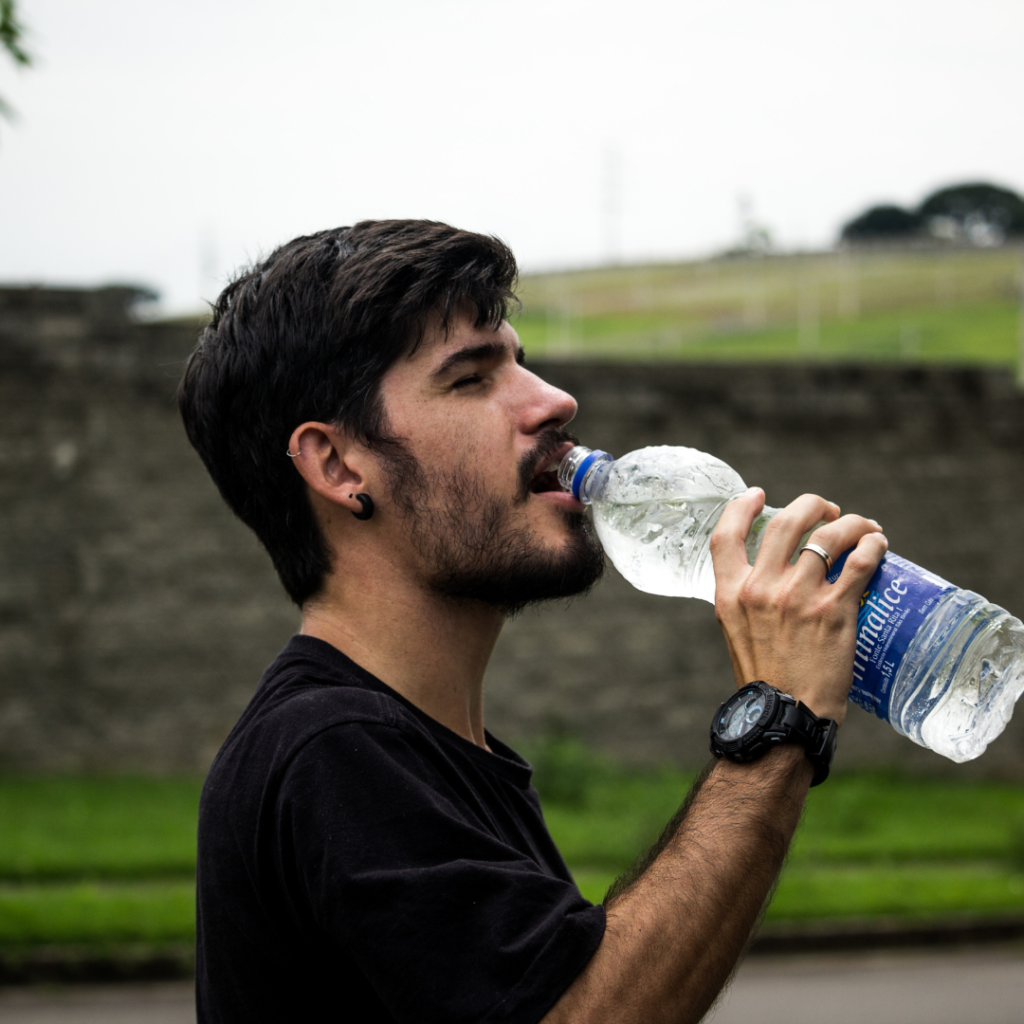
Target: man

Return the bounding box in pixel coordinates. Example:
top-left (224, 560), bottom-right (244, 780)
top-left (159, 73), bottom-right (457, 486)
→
top-left (179, 220), bottom-right (886, 1023)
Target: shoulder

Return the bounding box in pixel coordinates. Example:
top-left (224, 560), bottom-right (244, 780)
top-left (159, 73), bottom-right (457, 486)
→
top-left (215, 635), bottom-right (434, 765)
top-left (206, 637), bottom-right (440, 789)
top-left (273, 682), bottom-right (403, 734)
top-left (201, 679), bottom-right (440, 835)
top-left (224, 678), bottom-right (425, 774)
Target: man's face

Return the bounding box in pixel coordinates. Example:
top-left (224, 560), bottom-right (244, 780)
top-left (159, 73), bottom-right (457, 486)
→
top-left (373, 313), bottom-right (604, 613)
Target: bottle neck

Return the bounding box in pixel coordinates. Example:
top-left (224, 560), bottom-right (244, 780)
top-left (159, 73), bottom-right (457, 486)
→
top-left (558, 445), bottom-right (614, 504)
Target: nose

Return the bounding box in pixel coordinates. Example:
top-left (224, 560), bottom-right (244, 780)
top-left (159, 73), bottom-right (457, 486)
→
top-left (520, 368), bottom-right (578, 432)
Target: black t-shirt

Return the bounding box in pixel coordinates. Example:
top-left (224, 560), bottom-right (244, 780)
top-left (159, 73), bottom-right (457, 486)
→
top-left (196, 635), bottom-right (606, 1023)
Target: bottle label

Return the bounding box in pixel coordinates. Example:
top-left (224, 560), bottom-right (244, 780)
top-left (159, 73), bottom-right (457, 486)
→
top-left (827, 552), bottom-right (955, 720)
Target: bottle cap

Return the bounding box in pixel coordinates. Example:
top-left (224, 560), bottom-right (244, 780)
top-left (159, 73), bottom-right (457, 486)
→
top-left (568, 448), bottom-right (611, 502)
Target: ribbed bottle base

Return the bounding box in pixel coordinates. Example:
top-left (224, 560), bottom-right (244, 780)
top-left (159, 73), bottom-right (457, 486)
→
top-left (890, 592), bottom-right (1024, 763)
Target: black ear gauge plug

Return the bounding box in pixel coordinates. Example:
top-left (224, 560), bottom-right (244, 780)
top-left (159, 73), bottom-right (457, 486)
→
top-left (351, 494), bottom-right (374, 520)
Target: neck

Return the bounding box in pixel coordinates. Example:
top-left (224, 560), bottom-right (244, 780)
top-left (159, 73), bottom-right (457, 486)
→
top-left (300, 562), bottom-right (505, 748)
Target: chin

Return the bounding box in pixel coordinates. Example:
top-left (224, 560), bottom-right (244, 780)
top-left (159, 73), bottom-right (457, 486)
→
top-left (428, 515), bottom-right (605, 615)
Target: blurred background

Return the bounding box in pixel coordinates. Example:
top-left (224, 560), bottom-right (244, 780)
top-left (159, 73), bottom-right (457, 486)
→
top-left (1, 0), bottom-right (1024, 1012)
top-left (0, 0), bottom-right (1022, 314)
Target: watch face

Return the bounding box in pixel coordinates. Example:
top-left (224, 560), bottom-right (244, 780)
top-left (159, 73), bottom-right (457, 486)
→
top-left (720, 689), bottom-right (769, 741)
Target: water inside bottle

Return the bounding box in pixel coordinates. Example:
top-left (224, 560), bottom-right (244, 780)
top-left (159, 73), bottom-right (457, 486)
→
top-left (583, 446), bottom-right (777, 601)
top-left (889, 592), bottom-right (1024, 762)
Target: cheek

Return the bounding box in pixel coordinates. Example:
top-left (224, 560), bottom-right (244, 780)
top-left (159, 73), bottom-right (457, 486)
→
top-left (440, 404), bottom-right (516, 458)
top-left (394, 412), bottom-right (492, 483)
top-left (384, 387), bottom-right (520, 480)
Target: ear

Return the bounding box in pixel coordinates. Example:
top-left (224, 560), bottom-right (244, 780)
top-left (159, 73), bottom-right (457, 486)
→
top-left (286, 422), bottom-right (374, 520)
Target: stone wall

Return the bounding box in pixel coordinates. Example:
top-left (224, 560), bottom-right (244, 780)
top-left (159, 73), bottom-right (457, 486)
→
top-left (2, 286), bottom-right (1024, 777)
top-left (0, 287), bottom-right (299, 772)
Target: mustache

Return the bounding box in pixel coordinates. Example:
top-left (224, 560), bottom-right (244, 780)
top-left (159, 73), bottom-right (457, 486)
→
top-left (516, 427), bottom-right (580, 501)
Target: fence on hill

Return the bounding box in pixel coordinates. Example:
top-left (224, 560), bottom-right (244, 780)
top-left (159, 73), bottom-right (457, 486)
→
top-left (515, 247), bottom-right (1024, 373)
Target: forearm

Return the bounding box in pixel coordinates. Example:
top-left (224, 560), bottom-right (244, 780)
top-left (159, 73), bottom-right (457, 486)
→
top-left (544, 747), bottom-right (811, 1024)
top-left (542, 494), bottom-right (885, 1023)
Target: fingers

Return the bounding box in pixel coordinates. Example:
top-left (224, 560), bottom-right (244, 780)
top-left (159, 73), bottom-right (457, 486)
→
top-left (830, 531), bottom-right (889, 600)
top-left (756, 494), bottom-right (841, 572)
top-left (710, 488), bottom-right (765, 591)
top-left (792, 514), bottom-right (885, 585)
top-left (712, 493), bottom-right (890, 725)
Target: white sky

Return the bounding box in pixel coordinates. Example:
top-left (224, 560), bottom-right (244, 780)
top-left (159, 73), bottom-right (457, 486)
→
top-left (0, 0), bottom-right (1021, 314)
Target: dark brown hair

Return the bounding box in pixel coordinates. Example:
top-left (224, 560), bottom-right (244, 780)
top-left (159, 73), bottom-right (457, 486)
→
top-left (177, 220), bottom-right (519, 605)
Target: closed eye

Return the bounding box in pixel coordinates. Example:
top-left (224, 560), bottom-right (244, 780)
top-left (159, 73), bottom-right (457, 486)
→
top-left (433, 341), bottom-right (525, 387)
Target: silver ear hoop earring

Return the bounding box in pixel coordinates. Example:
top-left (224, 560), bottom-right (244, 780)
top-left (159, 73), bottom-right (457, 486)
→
top-left (286, 450), bottom-right (300, 458)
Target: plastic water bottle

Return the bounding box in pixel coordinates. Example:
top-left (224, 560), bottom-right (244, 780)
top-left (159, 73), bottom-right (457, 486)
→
top-left (559, 444), bottom-right (1024, 763)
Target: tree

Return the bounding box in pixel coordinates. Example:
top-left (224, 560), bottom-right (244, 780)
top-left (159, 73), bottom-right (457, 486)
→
top-left (840, 182), bottom-right (1024, 247)
top-left (0, 0), bottom-right (31, 124)
top-left (840, 204), bottom-right (923, 243)
top-left (918, 182), bottom-right (1024, 245)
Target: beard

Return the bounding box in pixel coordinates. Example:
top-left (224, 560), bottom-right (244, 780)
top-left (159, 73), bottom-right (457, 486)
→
top-left (377, 427), bottom-right (605, 615)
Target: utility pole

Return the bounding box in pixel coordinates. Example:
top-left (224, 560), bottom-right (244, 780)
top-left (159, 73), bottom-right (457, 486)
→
top-left (602, 146), bottom-right (623, 266)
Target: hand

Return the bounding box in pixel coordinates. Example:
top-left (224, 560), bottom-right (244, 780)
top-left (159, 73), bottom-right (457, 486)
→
top-left (710, 489), bottom-right (888, 725)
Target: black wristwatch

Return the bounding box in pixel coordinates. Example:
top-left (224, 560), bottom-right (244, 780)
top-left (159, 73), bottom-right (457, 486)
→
top-left (709, 681), bottom-right (838, 787)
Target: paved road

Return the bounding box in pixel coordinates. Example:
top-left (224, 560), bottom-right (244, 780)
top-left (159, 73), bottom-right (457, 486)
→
top-left (0, 981), bottom-right (194, 1024)
top-left (0, 947), bottom-right (1021, 1023)
top-left (710, 947), bottom-right (1024, 1024)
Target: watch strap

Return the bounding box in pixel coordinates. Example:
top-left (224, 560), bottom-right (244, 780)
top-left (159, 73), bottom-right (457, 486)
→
top-left (710, 682), bottom-right (837, 787)
top-left (780, 699), bottom-right (837, 786)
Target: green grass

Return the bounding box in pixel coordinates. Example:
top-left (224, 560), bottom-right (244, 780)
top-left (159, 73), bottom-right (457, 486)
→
top-left (514, 299), bottom-right (1020, 365)
top-left (768, 864), bottom-right (1024, 921)
top-left (0, 777), bottom-right (200, 951)
top-left (0, 881), bottom-right (195, 947)
top-left (2, 761), bottom-right (1024, 949)
top-left (0, 777), bottom-right (202, 881)
top-left (529, 743), bottom-right (1024, 869)
top-left (789, 772), bottom-right (1024, 865)
top-left (523, 738), bottom-right (1024, 918)
top-left (571, 864), bottom-right (1024, 918)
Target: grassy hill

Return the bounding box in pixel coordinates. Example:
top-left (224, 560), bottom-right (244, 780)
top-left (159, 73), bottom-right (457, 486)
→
top-left (513, 246), bottom-right (1024, 368)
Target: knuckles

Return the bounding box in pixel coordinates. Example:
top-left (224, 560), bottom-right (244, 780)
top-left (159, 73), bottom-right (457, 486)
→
top-left (763, 493), bottom-right (830, 534)
top-left (769, 580), bottom-right (820, 622)
top-left (729, 572), bottom-right (848, 632)
top-left (841, 549), bottom-right (878, 578)
top-left (812, 514), bottom-right (879, 548)
top-left (796, 491), bottom-right (828, 506)
top-left (737, 576), bottom-right (772, 614)
top-left (708, 530), bottom-right (729, 558)
top-left (714, 580), bottom-right (744, 624)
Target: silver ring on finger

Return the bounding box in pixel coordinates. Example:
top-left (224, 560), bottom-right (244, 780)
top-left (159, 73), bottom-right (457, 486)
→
top-left (799, 542), bottom-right (833, 573)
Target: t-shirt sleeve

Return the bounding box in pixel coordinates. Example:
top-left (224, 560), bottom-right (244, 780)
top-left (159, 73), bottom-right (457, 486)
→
top-left (276, 718), bottom-right (605, 1024)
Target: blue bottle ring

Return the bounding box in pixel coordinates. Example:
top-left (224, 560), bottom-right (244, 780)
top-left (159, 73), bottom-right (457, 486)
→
top-left (571, 450), bottom-right (611, 501)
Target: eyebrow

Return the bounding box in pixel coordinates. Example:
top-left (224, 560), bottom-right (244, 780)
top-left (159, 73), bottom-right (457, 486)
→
top-left (431, 341), bottom-right (526, 378)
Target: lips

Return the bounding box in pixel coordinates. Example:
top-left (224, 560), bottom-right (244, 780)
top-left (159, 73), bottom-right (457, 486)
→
top-left (528, 441), bottom-right (575, 495)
